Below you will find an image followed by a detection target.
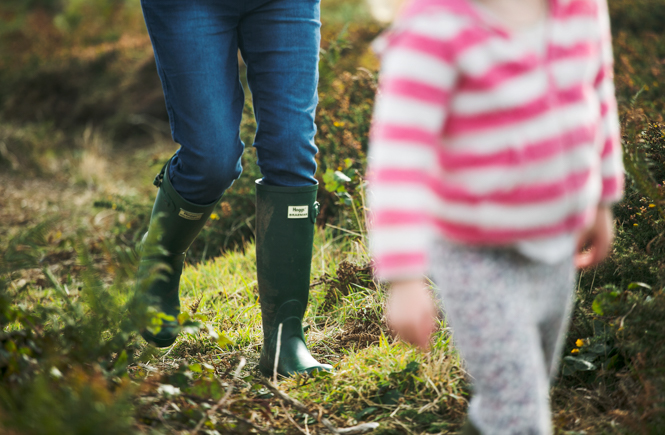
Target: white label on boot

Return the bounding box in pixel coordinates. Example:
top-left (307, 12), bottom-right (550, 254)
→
top-left (179, 208), bottom-right (203, 220)
top-left (287, 205), bottom-right (308, 219)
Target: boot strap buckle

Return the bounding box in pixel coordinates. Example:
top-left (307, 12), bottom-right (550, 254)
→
top-left (153, 158), bottom-right (172, 188)
top-left (310, 201), bottom-right (320, 224)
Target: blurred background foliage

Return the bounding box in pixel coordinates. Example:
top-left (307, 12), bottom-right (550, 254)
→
top-left (0, 0), bottom-right (383, 257)
top-left (1, 0), bottom-right (665, 433)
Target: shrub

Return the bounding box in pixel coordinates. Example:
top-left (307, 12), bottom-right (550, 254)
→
top-left (0, 223), bottom-right (166, 434)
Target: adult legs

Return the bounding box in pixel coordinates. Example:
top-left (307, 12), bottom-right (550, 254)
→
top-left (138, 0), bottom-right (329, 372)
top-left (431, 241), bottom-right (575, 435)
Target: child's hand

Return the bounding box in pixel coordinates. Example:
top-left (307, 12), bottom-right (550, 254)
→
top-left (386, 279), bottom-right (437, 350)
top-left (575, 205), bottom-right (614, 269)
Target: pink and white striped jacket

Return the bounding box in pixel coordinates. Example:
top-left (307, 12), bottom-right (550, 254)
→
top-left (367, 0), bottom-right (624, 281)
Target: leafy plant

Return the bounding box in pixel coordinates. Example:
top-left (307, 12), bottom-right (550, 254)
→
top-left (0, 223), bottom-right (172, 434)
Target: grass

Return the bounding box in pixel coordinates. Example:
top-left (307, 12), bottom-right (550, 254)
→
top-left (159, 228), bottom-right (469, 433)
top-left (164, 231), bottom-right (468, 433)
top-left (85, 220), bottom-right (467, 434)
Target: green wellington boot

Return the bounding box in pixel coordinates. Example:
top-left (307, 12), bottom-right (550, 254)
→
top-left (255, 180), bottom-right (333, 377)
top-left (137, 160), bottom-right (218, 347)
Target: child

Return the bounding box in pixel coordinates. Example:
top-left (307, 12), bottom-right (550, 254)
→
top-left (366, 0), bottom-right (623, 433)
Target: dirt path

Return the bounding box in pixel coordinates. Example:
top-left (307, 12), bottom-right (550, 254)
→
top-left (0, 138), bottom-right (177, 241)
top-left (0, 173), bottom-right (92, 240)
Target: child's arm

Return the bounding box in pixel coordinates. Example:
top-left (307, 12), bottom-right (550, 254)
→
top-left (367, 14), bottom-right (463, 349)
top-left (575, 205), bottom-right (614, 268)
top-left (386, 279), bottom-right (437, 350)
top-left (575, 0), bottom-right (624, 269)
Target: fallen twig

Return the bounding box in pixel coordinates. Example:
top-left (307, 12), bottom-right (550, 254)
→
top-left (274, 323), bottom-right (283, 384)
top-left (192, 356), bottom-right (247, 433)
top-left (336, 424), bottom-right (381, 434)
top-left (281, 399), bottom-right (310, 435)
top-left (219, 408), bottom-right (274, 434)
top-left (619, 303), bottom-right (638, 330)
top-left (258, 377), bottom-right (379, 435)
top-left (160, 341), bottom-right (177, 360)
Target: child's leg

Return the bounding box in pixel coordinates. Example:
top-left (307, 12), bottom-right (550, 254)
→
top-left (525, 262), bottom-right (576, 380)
top-left (431, 241), bottom-right (575, 435)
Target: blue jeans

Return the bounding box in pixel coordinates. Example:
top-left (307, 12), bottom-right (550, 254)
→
top-left (141, 0), bottom-right (321, 204)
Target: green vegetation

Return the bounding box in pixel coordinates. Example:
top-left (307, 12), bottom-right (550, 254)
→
top-left (0, 0), bottom-right (664, 433)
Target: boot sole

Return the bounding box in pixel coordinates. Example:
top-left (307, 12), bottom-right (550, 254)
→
top-left (258, 360), bottom-right (333, 378)
top-left (140, 330), bottom-right (178, 348)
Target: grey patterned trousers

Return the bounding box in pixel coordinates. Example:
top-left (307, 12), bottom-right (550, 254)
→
top-left (430, 241), bottom-right (576, 435)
